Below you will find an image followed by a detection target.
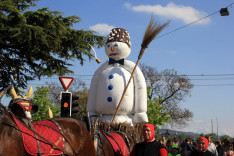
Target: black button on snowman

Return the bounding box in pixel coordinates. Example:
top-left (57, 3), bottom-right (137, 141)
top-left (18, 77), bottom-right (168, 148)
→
top-left (87, 28), bottom-right (148, 126)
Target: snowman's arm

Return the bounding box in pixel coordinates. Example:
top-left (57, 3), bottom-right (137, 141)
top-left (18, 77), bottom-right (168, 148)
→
top-left (86, 72), bottom-right (98, 116)
top-left (133, 66), bottom-right (148, 123)
top-left (86, 62), bottom-right (109, 119)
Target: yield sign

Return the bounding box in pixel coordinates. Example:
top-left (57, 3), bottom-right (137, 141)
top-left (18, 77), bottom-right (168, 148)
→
top-left (59, 77), bottom-right (74, 90)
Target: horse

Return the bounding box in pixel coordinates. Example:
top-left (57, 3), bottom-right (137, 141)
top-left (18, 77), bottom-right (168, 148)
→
top-left (91, 121), bottom-right (144, 156)
top-left (0, 89), bottom-right (95, 156)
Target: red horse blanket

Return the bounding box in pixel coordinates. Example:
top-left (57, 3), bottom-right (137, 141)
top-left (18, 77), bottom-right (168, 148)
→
top-left (12, 116), bottom-right (64, 156)
top-left (103, 131), bottom-right (128, 156)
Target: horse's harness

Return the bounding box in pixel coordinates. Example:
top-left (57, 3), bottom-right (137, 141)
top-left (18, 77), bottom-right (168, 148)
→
top-left (93, 130), bottom-right (131, 156)
top-left (0, 103), bottom-right (77, 156)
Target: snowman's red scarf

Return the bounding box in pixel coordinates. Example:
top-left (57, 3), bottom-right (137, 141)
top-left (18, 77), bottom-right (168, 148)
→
top-left (103, 131), bottom-right (128, 156)
top-left (12, 114), bottom-right (64, 156)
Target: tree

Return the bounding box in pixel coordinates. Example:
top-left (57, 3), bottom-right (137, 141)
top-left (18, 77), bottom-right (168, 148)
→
top-left (177, 133), bottom-right (187, 142)
top-left (0, 0), bottom-right (105, 91)
top-left (200, 133), bottom-right (205, 137)
top-left (31, 86), bottom-right (60, 121)
top-left (220, 135), bottom-right (231, 141)
top-left (147, 86), bottom-right (171, 129)
top-left (206, 133), bottom-right (218, 142)
top-left (140, 63), bottom-right (194, 128)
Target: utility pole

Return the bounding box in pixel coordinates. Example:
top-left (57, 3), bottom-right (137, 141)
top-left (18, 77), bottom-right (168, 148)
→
top-left (216, 117), bottom-right (219, 139)
top-left (211, 119), bottom-right (213, 134)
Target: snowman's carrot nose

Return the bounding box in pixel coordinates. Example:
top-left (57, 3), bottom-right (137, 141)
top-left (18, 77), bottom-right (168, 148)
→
top-left (111, 46), bottom-right (114, 51)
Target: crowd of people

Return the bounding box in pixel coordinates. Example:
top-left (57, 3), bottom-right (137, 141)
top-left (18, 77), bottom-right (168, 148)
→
top-left (161, 133), bottom-right (234, 156)
top-left (131, 124), bottom-right (233, 156)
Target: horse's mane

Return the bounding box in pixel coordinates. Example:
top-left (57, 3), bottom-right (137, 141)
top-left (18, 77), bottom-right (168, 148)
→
top-left (95, 122), bottom-right (145, 143)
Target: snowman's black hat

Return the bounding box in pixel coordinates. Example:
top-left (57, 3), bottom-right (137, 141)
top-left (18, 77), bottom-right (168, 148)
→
top-left (106, 28), bottom-right (131, 47)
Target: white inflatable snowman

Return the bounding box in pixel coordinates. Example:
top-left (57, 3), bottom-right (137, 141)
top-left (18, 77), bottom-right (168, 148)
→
top-left (87, 28), bottom-right (148, 126)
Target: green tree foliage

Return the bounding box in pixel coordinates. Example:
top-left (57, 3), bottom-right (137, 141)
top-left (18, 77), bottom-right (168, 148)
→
top-left (0, 0), bottom-right (105, 90)
top-left (200, 133), bottom-right (205, 137)
top-left (206, 133), bottom-right (219, 142)
top-left (177, 133), bottom-right (187, 142)
top-left (31, 86), bottom-right (60, 121)
top-left (147, 86), bottom-right (171, 129)
top-left (220, 135), bottom-right (231, 141)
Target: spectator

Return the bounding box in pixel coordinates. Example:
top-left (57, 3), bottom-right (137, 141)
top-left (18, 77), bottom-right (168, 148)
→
top-left (205, 135), bottom-right (218, 156)
top-left (190, 137), bottom-right (215, 156)
top-left (161, 135), bottom-right (167, 146)
top-left (232, 138), bottom-right (234, 150)
top-left (184, 138), bottom-right (193, 152)
top-left (191, 138), bottom-right (197, 151)
top-left (168, 144), bottom-right (181, 156)
top-left (215, 141), bottom-right (222, 156)
top-left (130, 124), bottom-right (167, 156)
top-left (173, 138), bottom-right (179, 146)
top-left (166, 139), bottom-right (173, 153)
top-left (179, 142), bottom-right (191, 156)
top-left (192, 138), bottom-right (197, 146)
top-left (223, 141), bottom-right (233, 156)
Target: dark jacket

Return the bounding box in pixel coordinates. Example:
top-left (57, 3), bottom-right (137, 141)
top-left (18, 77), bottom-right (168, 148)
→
top-left (132, 139), bottom-right (166, 156)
top-left (190, 149), bottom-right (215, 156)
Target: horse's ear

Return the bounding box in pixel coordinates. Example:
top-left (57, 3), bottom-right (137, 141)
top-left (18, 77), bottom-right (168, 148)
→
top-left (0, 90), bottom-right (4, 99)
top-left (10, 87), bottom-right (18, 100)
top-left (47, 107), bottom-right (53, 118)
top-left (25, 86), bottom-right (33, 99)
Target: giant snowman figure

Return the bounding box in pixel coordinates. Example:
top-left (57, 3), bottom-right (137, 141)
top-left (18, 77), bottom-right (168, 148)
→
top-left (87, 28), bottom-right (148, 125)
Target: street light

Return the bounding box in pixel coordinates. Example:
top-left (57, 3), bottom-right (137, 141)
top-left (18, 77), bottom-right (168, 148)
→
top-left (220, 8), bottom-right (229, 16)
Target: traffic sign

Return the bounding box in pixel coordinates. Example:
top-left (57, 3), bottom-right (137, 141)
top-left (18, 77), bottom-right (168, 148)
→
top-left (59, 77), bottom-right (74, 90)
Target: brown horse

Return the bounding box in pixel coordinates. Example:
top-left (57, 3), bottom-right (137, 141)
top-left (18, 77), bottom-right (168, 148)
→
top-left (0, 90), bottom-right (95, 156)
top-left (91, 122), bottom-right (143, 156)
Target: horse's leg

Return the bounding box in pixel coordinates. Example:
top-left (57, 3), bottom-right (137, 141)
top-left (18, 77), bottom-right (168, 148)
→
top-left (54, 118), bottom-right (95, 156)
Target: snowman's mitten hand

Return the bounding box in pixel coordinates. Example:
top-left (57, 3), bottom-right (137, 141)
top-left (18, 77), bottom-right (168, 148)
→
top-left (133, 112), bottom-right (148, 123)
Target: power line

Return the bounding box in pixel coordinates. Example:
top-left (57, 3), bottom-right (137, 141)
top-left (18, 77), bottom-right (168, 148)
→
top-left (29, 82), bottom-right (234, 87)
top-left (132, 3), bottom-right (234, 44)
top-left (40, 73), bottom-right (234, 79)
top-left (194, 84), bottom-right (234, 87)
top-left (155, 11), bottom-right (219, 40)
top-left (190, 78), bottom-right (234, 80)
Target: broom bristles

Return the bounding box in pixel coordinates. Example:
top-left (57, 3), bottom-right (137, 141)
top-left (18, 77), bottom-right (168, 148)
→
top-left (141, 16), bottom-right (169, 49)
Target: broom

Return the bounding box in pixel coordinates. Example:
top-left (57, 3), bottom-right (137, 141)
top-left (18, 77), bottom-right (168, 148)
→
top-left (111, 16), bottom-right (169, 123)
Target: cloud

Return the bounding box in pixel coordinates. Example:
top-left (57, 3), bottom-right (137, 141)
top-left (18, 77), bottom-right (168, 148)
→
top-left (124, 2), bottom-right (210, 25)
top-left (89, 24), bottom-right (115, 35)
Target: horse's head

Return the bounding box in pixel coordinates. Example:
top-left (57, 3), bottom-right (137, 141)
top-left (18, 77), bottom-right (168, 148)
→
top-left (8, 86), bottom-right (38, 120)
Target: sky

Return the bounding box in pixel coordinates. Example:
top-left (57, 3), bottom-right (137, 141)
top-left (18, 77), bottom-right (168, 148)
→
top-left (2, 0), bottom-right (234, 137)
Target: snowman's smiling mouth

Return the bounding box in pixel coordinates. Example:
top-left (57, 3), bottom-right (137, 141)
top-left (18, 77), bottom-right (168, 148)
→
top-left (109, 53), bottom-right (118, 56)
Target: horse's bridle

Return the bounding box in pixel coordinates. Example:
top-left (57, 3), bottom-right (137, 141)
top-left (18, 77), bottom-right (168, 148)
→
top-left (93, 130), bottom-right (132, 156)
top-left (92, 131), bottom-right (106, 156)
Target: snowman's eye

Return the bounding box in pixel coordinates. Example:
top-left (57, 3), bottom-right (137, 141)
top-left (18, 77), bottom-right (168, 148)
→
top-left (107, 44), bottom-right (110, 48)
top-left (114, 43), bottom-right (118, 47)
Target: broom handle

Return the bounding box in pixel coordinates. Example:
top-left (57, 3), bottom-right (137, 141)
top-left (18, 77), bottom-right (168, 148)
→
top-left (111, 49), bottom-right (144, 123)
